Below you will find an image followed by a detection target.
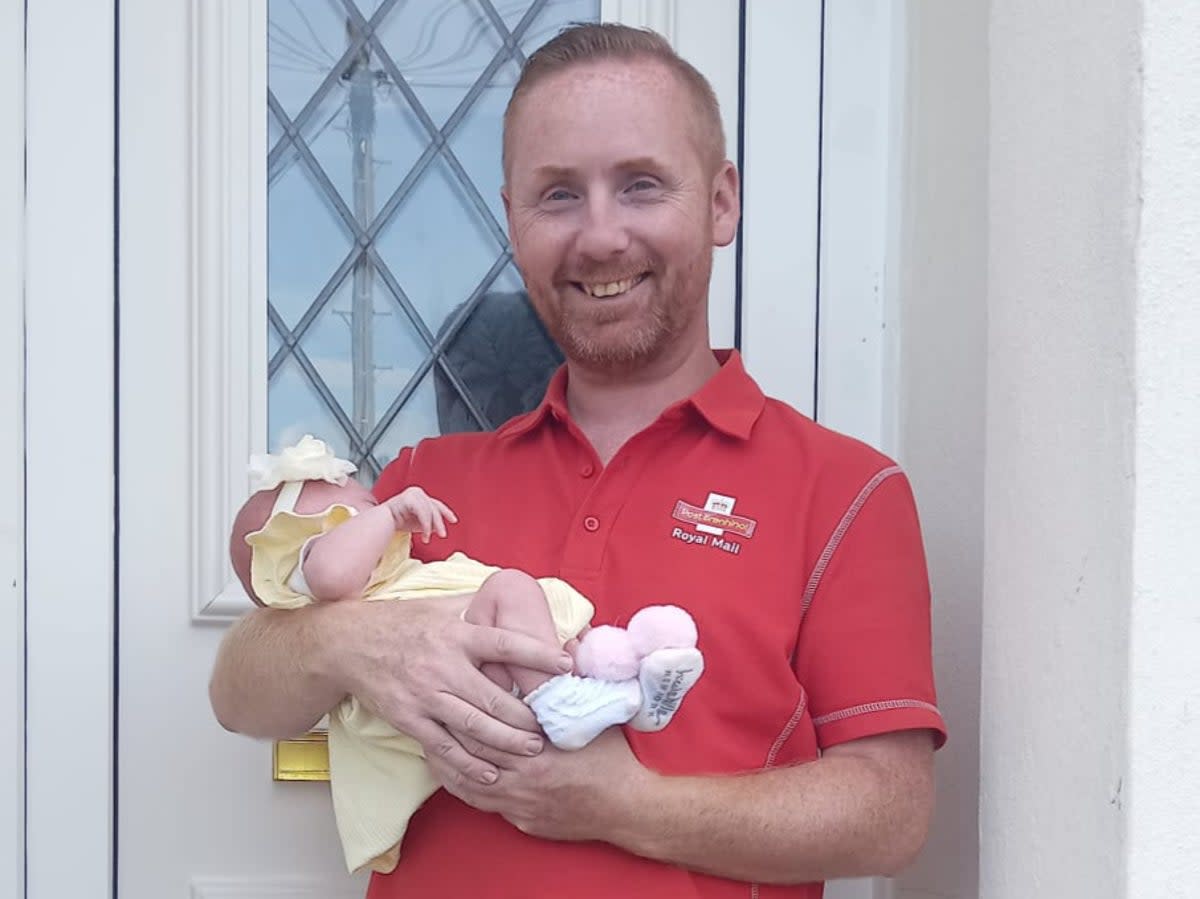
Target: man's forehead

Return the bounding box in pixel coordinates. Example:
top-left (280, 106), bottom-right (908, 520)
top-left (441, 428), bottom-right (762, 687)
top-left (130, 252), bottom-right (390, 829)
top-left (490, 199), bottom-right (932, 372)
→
top-left (524, 56), bottom-right (680, 100)
top-left (503, 54), bottom-right (722, 183)
top-left (508, 62), bottom-right (692, 153)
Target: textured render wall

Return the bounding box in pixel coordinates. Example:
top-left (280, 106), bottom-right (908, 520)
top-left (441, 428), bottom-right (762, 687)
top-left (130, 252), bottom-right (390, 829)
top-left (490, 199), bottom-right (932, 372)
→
top-left (1128, 3), bottom-right (1200, 893)
top-left (891, 3), bottom-right (987, 898)
top-left (982, 3), bottom-right (1140, 897)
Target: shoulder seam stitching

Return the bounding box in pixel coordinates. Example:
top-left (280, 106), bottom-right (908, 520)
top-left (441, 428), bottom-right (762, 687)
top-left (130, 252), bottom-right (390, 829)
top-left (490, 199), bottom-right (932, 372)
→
top-left (798, 465), bottom-right (902, 624)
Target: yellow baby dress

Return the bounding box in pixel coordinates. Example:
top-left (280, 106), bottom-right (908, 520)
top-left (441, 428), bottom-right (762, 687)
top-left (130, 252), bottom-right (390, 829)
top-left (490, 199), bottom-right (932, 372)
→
top-left (245, 499), bottom-right (593, 874)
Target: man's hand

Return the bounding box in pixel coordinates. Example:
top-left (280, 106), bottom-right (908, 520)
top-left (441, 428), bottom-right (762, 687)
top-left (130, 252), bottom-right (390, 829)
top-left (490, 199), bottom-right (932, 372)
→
top-left (322, 596), bottom-right (575, 785)
top-left (426, 726), bottom-right (648, 841)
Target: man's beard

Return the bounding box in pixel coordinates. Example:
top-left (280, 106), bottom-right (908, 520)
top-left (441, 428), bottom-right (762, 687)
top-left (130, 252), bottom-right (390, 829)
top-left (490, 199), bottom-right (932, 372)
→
top-left (551, 295), bottom-right (675, 373)
top-left (529, 252), bottom-right (712, 375)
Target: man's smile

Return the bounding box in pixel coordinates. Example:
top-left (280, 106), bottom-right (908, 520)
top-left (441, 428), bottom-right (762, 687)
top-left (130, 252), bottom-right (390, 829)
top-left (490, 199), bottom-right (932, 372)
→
top-left (571, 273), bottom-right (650, 298)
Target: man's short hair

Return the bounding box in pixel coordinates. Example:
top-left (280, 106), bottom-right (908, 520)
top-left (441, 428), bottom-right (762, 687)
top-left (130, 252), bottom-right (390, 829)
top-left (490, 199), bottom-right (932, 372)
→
top-left (502, 22), bottom-right (725, 176)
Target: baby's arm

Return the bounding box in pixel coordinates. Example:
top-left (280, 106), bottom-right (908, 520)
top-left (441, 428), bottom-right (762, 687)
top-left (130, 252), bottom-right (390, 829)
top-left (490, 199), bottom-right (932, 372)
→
top-left (303, 487), bottom-right (456, 601)
top-left (302, 502), bottom-right (398, 601)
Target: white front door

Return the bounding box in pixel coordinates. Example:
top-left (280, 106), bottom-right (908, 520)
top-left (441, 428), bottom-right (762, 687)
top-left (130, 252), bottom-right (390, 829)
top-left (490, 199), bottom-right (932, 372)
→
top-left (20, 2), bottom-right (118, 898)
top-left (2, 1), bottom-right (26, 896)
top-left (109, 1), bottom-right (895, 897)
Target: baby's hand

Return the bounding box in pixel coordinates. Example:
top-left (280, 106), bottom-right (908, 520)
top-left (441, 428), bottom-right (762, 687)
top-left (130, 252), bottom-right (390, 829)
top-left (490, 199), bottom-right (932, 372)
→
top-left (386, 486), bottom-right (458, 543)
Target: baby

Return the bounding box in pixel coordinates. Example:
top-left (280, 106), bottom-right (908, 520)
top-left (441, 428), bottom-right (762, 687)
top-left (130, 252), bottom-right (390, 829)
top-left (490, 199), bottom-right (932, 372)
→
top-left (228, 436), bottom-right (705, 873)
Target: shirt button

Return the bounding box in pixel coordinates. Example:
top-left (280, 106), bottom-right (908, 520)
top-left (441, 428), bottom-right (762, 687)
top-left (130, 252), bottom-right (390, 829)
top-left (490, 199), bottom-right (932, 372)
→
top-left (583, 515), bottom-right (600, 532)
top-left (580, 463), bottom-right (595, 478)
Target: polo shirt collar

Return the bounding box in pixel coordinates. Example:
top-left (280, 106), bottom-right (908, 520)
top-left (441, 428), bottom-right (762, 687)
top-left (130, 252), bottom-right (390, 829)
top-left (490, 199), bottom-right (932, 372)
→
top-left (494, 365), bottom-right (570, 440)
top-left (688, 349), bottom-right (766, 439)
top-left (496, 349), bottom-right (765, 441)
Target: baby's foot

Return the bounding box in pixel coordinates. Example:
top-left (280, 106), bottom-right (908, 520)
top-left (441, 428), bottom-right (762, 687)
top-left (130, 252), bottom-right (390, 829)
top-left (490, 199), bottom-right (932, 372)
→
top-left (525, 675), bottom-right (642, 750)
top-left (629, 647), bottom-right (705, 732)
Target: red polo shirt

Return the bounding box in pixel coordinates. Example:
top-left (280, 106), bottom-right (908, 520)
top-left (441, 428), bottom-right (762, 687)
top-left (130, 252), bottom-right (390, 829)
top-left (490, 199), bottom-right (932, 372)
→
top-left (369, 350), bottom-right (945, 899)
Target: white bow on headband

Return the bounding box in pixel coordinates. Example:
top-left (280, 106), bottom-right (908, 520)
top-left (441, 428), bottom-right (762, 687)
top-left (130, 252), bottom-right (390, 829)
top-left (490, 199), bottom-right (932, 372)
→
top-left (248, 435), bottom-right (357, 492)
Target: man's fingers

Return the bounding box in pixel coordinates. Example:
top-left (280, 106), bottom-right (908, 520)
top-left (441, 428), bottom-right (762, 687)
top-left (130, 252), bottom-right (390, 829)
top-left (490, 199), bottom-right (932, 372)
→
top-left (447, 724), bottom-right (553, 772)
top-left (425, 753), bottom-right (506, 813)
top-left (404, 718), bottom-right (499, 786)
top-left (430, 672), bottom-right (540, 737)
top-left (465, 623), bottom-right (574, 677)
top-left (434, 693), bottom-right (545, 760)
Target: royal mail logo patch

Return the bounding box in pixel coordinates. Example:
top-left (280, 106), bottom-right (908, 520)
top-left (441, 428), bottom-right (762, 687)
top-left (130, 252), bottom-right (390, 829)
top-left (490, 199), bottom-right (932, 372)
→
top-left (670, 492), bottom-right (757, 556)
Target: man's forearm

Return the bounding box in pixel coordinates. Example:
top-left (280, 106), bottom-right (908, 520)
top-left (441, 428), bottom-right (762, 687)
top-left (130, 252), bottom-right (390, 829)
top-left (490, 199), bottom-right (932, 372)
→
top-left (602, 733), bottom-right (934, 884)
top-left (209, 602), bottom-right (349, 739)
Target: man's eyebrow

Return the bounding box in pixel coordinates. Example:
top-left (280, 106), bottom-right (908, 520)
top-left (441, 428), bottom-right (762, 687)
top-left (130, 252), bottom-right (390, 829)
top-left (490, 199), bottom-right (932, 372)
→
top-left (528, 158), bottom-right (669, 181)
top-left (530, 165), bottom-right (576, 182)
top-left (612, 156), bottom-right (668, 173)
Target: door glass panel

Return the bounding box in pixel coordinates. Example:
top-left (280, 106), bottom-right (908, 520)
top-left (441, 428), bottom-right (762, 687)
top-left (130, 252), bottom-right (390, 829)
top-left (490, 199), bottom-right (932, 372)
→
top-left (267, 0), bottom-right (598, 482)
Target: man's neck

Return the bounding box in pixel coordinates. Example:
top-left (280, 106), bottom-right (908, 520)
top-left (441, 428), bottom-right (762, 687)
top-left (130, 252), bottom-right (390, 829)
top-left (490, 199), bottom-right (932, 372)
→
top-left (565, 340), bottom-right (721, 465)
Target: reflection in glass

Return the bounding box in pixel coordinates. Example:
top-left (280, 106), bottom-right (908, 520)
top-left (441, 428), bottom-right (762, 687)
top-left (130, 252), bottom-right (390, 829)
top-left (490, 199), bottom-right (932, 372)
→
top-left (267, 0), bottom-right (599, 482)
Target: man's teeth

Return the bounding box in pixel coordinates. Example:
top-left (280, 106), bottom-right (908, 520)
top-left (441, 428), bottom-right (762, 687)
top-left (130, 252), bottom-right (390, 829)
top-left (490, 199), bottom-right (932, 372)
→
top-left (582, 277), bottom-right (641, 298)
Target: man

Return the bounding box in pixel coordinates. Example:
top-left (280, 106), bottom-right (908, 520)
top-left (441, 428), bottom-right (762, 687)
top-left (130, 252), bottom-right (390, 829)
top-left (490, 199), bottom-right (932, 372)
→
top-left (211, 24), bottom-right (945, 898)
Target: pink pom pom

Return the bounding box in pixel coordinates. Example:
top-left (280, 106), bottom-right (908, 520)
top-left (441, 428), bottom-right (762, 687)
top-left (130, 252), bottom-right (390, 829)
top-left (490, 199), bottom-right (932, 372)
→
top-left (574, 625), bottom-right (640, 680)
top-left (627, 605), bottom-right (698, 657)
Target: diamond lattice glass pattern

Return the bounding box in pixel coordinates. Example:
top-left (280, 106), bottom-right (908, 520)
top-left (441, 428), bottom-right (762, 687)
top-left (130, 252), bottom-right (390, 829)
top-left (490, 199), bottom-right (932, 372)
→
top-left (267, 0), bottom-right (598, 483)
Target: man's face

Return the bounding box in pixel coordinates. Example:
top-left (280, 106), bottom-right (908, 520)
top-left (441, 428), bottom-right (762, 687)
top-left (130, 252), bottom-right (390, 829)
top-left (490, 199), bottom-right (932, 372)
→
top-left (502, 59), bottom-right (739, 375)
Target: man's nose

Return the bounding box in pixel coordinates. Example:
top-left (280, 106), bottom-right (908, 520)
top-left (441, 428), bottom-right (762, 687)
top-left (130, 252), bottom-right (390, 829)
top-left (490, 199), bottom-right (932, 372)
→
top-left (576, 194), bottom-right (631, 259)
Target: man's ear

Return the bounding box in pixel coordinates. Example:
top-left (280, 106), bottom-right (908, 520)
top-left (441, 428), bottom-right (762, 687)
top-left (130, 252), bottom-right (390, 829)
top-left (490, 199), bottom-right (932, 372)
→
top-left (710, 161), bottom-right (741, 248)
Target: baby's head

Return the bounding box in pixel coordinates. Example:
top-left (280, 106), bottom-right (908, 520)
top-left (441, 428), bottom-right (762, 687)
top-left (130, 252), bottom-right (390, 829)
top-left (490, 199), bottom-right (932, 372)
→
top-left (229, 436), bottom-right (374, 600)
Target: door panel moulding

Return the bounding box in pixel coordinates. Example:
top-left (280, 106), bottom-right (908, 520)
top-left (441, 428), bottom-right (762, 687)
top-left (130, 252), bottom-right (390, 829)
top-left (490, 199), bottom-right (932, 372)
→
top-left (188, 0), bottom-right (267, 623)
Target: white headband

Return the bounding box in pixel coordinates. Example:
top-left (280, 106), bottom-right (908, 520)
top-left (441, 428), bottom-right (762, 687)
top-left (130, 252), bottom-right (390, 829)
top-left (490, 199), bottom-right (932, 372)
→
top-left (248, 435), bottom-right (357, 515)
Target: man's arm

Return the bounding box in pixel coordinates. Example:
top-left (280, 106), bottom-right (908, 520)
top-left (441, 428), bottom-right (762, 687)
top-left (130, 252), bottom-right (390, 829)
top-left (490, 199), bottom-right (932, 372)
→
top-left (430, 728), bottom-right (935, 883)
top-left (208, 595), bottom-right (576, 783)
top-left (208, 600), bottom-right (354, 738)
top-left (605, 731), bottom-right (935, 881)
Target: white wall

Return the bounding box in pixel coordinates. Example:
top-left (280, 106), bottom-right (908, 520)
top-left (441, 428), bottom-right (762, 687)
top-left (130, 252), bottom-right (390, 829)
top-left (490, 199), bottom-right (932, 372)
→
top-left (1127, 2), bottom-right (1200, 893)
top-left (891, 4), bottom-right (988, 899)
top-left (982, 2), bottom-right (1140, 896)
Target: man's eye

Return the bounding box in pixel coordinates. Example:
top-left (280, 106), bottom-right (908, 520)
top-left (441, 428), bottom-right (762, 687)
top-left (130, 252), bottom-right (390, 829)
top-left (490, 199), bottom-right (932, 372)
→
top-left (628, 179), bottom-right (658, 192)
top-left (545, 189), bottom-right (573, 202)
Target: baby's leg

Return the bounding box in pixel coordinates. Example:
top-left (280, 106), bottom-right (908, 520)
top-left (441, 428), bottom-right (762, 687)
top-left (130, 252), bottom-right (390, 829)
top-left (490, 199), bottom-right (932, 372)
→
top-left (464, 568), bottom-right (561, 697)
top-left (464, 569), bottom-right (641, 750)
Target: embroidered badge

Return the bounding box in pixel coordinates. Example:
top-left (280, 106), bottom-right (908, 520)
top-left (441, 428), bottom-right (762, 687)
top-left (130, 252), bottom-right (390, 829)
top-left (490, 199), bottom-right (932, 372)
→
top-left (670, 492), bottom-right (757, 556)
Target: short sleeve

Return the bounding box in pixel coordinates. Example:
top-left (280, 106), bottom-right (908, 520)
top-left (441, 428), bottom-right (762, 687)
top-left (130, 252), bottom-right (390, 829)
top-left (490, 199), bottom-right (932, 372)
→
top-left (793, 469), bottom-right (947, 750)
top-left (373, 445), bottom-right (415, 502)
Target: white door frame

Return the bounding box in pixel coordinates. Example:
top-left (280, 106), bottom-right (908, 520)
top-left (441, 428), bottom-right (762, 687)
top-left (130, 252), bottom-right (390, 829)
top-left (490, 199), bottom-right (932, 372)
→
top-left (24, 2), bottom-right (117, 898)
top-left (740, 0), bottom-right (823, 417)
top-left (815, 0), bottom-right (906, 458)
top-left (743, 0), bottom-right (902, 460)
top-left (740, 4), bottom-right (903, 898)
top-left (2, 1), bottom-right (27, 896)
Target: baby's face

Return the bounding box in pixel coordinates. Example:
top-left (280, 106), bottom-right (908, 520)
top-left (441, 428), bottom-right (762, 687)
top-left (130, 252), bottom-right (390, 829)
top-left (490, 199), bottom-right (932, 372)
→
top-left (292, 478), bottom-right (377, 516)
